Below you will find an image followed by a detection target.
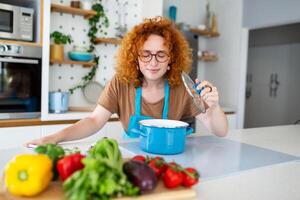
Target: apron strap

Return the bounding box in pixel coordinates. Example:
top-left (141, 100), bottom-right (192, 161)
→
top-left (162, 80), bottom-right (169, 119)
top-left (135, 80), bottom-right (169, 118)
top-left (135, 87), bottom-right (142, 116)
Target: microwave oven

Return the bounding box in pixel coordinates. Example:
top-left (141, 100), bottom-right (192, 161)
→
top-left (0, 3), bottom-right (34, 41)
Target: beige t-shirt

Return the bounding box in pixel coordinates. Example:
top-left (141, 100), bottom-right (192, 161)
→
top-left (98, 75), bottom-right (201, 131)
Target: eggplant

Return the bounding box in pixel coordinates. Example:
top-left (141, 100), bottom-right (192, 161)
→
top-left (123, 160), bottom-right (158, 194)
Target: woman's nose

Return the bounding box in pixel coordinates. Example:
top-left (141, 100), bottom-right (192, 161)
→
top-left (149, 56), bottom-right (158, 66)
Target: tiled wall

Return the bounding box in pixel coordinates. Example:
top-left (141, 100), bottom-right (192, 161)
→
top-left (49, 0), bottom-right (142, 107)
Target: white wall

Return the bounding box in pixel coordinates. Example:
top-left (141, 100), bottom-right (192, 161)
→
top-left (243, 0), bottom-right (300, 29)
top-left (203, 0), bottom-right (243, 110)
top-left (163, 0), bottom-right (206, 27)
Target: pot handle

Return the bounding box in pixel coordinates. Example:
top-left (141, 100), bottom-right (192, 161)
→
top-left (125, 128), bottom-right (147, 138)
top-left (186, 127), bottom-right (194, 135)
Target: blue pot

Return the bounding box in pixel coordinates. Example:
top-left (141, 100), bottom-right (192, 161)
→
top-left (131, 119), bottom-right (193, 155)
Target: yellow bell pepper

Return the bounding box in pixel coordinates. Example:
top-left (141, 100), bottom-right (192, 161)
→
top-left (4, 154), bottom-right (53, 197)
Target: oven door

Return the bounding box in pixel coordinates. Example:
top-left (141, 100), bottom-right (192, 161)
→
top-left (0, 57), bottom-right (41, 119)
top-left (0, 3), bottom-right (19, 40)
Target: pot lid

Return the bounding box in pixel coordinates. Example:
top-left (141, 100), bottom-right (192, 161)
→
top-left (139, 119), bottom-right (189, 128)
top-left (181, 72), bottom-right (206, 113)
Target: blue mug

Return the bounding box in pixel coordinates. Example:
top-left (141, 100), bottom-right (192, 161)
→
top-left (49, 91), bottom-right (69, 113)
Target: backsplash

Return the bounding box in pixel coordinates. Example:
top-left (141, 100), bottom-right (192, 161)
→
top-left (49, 0), bottom-right (142, 107)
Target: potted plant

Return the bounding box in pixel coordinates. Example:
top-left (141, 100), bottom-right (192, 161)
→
top-left (50, 31), bottom-right (72, 62)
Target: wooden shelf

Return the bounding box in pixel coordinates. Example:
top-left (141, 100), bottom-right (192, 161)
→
top-left (51, 3), bottom-right (97, 19)
top-left (198, 55), bottom-right (218, 62)
top-left (50, 59), bottom-right (96, 67)
top-left (95, 37), bottom-right (121, 45)
top-left (0, 39), bottom-right (42, 47)
top-left (190, 28), bottom-right (220, 37)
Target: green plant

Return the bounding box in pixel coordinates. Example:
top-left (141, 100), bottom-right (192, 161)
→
top-left (50, 31), bottom-right (72, 45)
top-left (69, 1), bottom-right (109, 94)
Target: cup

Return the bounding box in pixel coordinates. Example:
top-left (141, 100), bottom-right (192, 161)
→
top-left (49, 91), bottom-right (69, 113)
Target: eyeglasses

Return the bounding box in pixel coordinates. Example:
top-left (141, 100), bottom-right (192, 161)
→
top-left (138, 50), bottom-right (170, 63)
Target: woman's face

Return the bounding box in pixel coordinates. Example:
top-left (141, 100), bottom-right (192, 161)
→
top-left (138, 34), bottom-right (170, 83)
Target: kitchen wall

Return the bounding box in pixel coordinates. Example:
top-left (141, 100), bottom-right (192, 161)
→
top-left (162, 0), bottom-right (206, 27)
top-left (47, 0), bottom-right (163, 111)
top-left (243, 0), bottom-right (300, 29)
top-left (245, 23), bottom-right (300, 127)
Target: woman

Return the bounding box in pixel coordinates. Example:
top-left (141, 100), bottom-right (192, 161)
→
top-left (27, 17), bottom-right (227, 146)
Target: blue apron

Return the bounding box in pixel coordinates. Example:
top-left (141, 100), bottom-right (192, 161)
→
top-left (124, 80), bottom-right (170, 138)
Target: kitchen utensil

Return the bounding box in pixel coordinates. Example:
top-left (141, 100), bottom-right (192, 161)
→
top-left (68, 51), bottom-right (93, 61)
top-left (181, 72), bottom-right (206, 113)
top-left (128, 119), bottom-right (193, 155)
top-left (49, 91), bottom-right (69, 113)
top-left (82, 81), bottom-right (104, 103)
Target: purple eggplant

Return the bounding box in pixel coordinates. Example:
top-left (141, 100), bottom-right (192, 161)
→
top-left (123, 160), bottom-right (158, 194)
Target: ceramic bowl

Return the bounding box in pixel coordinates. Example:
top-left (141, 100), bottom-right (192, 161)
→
top-left (68, 51), bottom-right (93, 61)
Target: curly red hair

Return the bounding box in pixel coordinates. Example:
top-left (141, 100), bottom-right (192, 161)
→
top-left (115, 17), bottom-right (192, 87)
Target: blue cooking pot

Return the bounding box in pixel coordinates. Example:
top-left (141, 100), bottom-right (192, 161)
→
top-left (129, 119), bottom-right (193, 155)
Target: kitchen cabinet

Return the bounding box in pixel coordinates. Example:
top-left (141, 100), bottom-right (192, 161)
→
top-left (196, 113), bottom-right (236, 135)
top-left (0, 126), bottom-right (40, 149)
top-left (40, 121), bottom-right (124, 143)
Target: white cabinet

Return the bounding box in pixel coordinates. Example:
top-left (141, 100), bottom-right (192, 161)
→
top-left (196, 113), bottom-right (237, 135)
top-left (0, 126), bottom-right (41, 149)
top-left (102, 121), bottom-right (124, 142)
top-left (40, 121), bottom-right (124, 145)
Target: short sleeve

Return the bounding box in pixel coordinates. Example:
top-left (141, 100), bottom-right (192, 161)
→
top-left (98, 75), bottom-right (119, 114)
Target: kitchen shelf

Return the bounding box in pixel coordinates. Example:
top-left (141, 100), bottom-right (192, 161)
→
top-left (198, 55), bottom-right (218, 62)
top-left (50, 59), bottom-right (96, 67)
top-left (0, 39), bottom-right (42, 47)
top-left (190, 28), bottom-right (220, 37)
top-left (51, 3), bottom-right (97, 19)
top-left (95, 37), bottom-right (121, 45)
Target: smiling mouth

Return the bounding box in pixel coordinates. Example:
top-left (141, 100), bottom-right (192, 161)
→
top-left (147, 69), bottom-right (160, 72)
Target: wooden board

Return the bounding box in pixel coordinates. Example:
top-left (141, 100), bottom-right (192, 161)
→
top-left (1, 180), bottom-right (196, 200)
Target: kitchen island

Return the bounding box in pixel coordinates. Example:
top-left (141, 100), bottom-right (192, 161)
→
top-left (0, 125), bottom-right (299, 200)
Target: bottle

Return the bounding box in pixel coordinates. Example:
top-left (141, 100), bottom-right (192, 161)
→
top-left (168, 6), bottom-right (177, 22)
top-left (211, 13), bottom-right (218, 33)
top-left (205, 2), bottom-right (211, 31)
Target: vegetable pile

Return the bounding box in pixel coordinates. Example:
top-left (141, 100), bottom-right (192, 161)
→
top-left (63, 138), bottom-right (139, 200)
top-left (4, 138), bottom-right (200, 199)
top-left (132, 155), bottom-right (200, 188)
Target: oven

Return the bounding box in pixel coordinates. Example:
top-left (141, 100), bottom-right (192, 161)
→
top-left (0, 3), bottom-right (34, 41)
top-left (0, 44), bottom-right (41, 119)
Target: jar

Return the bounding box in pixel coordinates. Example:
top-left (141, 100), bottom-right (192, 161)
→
top-left (70, 0), bottom-right (81, 8)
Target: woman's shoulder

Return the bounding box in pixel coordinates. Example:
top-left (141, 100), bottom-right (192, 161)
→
top-left (107, 75), bottom-right (134, 91)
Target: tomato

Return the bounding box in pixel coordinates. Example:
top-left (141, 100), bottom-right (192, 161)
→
top-left (131, 155), bottom-right (146, 162)
top-left (148, 157), bottom-right (167, 177)
top-left (163, 167), bottom-right (183, 188)
top-left (182, 168), bottom-right (199, 187)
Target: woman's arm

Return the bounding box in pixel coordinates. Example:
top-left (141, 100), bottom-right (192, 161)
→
top-left (25, 105), bottom-right (112, 146)
top-left (195, 80), bottom-right (228, 137)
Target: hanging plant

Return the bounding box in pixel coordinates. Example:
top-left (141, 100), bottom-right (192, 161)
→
top-left (69, 1), bottom-right (109, 94)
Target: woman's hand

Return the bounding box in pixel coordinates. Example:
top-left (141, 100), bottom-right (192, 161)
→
top-left (24, 135), bottom-right (57, 148)
top-left (195, 79), bottom-right (220, 109)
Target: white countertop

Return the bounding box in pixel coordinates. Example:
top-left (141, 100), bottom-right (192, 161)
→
top-left (0, 125), bottom-right (299, 200)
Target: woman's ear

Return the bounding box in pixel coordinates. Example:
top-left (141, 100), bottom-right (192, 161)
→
top-left (167, 65), bottom-right (170, 70)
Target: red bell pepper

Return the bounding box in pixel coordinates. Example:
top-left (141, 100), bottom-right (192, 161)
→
top-left (56, 153), bottom-right (85, 181)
